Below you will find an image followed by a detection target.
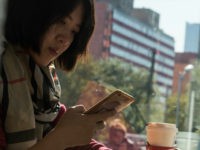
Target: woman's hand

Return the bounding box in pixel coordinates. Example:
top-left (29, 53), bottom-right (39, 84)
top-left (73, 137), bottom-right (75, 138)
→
top-left (30, 105), bottom-right (116, 150)
top-left (55, 105), bottom-right (116, 148)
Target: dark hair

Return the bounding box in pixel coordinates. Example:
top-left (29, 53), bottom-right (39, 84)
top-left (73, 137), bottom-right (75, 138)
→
top-left (4, 0), bottom-right (95, 71)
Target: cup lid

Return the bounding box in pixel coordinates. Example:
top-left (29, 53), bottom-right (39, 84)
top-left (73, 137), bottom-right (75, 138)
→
top-left (147, 122), bottom-right (177, 129)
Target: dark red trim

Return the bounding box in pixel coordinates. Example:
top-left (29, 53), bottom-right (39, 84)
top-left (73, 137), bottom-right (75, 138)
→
top-left (111, 30), bottom-right (175, 60)
top-left (0, 78), bottom-right (26, 84)
top-left (110, 41), bottom-right (174, 71)
top-left (112, 19), bottom-right (174, 50)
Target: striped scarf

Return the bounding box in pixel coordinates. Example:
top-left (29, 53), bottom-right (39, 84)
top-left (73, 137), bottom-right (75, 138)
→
top-left (0, 43), bottom-right (61, 148)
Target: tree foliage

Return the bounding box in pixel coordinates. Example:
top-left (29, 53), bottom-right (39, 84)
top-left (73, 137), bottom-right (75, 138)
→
top-left (58, 57), bottom-right (148, 107)
top-left (57, 57), bottom-right (149, 133)
top-left (189, 61), bottom-right (200, 133)
top-left (164, 60), bottom-right (200, 132)
top-left (165, 94), bottom-right (188, 131)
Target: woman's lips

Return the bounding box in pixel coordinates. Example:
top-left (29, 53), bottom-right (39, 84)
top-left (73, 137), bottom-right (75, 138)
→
top-left (48, 44), bottom-right (68, 57)
top-left (49, 47), bottom-right (59, 56)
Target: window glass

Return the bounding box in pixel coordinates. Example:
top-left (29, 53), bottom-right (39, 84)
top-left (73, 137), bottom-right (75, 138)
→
top-left (0, 0), bottom-right (200, 149)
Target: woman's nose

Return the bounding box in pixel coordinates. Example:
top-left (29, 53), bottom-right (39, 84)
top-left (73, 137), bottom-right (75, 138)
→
top-left (56, 34), bottom-right (70, 46)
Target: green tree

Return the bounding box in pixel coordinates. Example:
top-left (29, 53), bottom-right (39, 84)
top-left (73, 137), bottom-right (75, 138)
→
top-left (165, 94), bottom-right (188, 131)
top-left (189, 61), bottom-right (200, 134)
top-left (58, 57), bottom-right (148, 107)
top-left (57, 57), bottom-right (98, 106)
top-left (57, 57), bottom-right (149, 132)
top-left (164, 61), bottom-right (200, 132)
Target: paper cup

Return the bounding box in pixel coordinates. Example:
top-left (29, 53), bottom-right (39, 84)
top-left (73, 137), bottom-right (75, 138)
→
top-left (146, 122), bottom-right (178, 147)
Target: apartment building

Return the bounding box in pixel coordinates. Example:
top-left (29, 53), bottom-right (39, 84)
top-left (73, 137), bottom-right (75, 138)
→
top-left (89, 0), bottom-right (175, 100)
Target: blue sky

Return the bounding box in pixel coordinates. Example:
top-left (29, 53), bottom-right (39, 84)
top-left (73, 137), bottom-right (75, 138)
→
top-left (134, 0), bottom-right (200, 52)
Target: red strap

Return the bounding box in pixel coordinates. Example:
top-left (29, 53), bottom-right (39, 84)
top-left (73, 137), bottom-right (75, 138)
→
top-left (146, 143), bottom-right (175, 150)
top-left (51, 103), bottom-right (67, 127)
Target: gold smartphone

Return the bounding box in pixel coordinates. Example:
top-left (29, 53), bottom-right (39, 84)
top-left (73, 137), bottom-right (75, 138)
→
top-left (84, 89), bottom-right (135, 114)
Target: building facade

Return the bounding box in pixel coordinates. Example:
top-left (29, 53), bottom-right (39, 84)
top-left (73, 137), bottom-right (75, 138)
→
top-left (184, 23), bottom-right (200, 57)
top-left (89, 0), bottom-right (175, 100)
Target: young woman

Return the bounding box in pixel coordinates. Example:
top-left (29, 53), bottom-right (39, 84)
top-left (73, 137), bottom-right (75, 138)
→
top-left (0, 0), bottom-right (115, 149)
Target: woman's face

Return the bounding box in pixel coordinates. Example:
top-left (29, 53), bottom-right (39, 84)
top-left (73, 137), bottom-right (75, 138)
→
top-left (30, 3), bottom-right (84, 66)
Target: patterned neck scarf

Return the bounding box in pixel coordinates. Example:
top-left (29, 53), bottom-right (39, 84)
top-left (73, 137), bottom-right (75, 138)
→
top-left (1, 43), bottom-right (62, 147)
top-left (29, 57), bottom-right (61, 123)
top-left (3, 43), bottom-right (61, 123)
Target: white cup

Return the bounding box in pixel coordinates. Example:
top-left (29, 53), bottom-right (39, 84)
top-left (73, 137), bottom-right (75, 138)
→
top-left (146, 122), bottom-right (178, 147)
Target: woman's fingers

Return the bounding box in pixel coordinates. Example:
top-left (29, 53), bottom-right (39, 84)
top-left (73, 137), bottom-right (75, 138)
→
top-left (96, 121), bottom-right (106, 130)
top-left (55, 107), bottom-right (116, 147)
top-left (68, 105), bottom-right (86, 113)
top-left (89, 109), bottom-right (116, 122)
top-left (87, 110), bottom-right (116, 132)
top-left (81, 110), bottom-right (116, 131)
